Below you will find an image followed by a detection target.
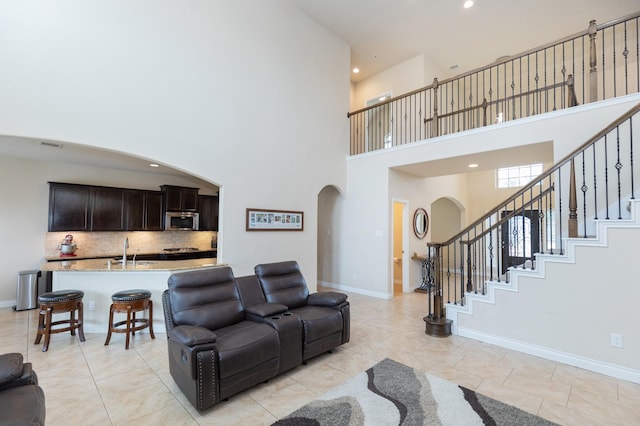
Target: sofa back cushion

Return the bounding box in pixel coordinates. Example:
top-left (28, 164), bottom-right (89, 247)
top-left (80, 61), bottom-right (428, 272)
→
top-left (235, 275), bottom-right (267, 308)
top-left (254, 261), bottom-right (309, 309)
top-left (167, 267), bottom-right (244, 330)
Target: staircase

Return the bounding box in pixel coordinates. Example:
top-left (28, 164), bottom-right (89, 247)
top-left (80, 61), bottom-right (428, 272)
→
top-left (445, 199), bottom-right (640, 384)
top-left (418, 102), bottom-right (640, 384)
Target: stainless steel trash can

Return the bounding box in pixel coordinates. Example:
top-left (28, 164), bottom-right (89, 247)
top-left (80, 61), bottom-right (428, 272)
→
top-left (14, 270), bottom-right (41, 311)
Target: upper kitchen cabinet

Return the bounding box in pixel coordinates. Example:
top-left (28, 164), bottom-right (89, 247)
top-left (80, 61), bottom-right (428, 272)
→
top-left (161, 185), bottom-right (199, 212)
top-left (49, 182), bottom-right (164, 232)
top-left (125, 190), bottom-right (164, 231)
top-left (198, 195), bottom-right (219, 231)
top-left (91, 187), bottom-right (126, 231)
top-left (48, 183), bottom-right (91, 231)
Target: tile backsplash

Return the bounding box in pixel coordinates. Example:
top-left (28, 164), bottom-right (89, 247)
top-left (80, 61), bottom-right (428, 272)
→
top-left (46, 231), bottom-right (217, 260)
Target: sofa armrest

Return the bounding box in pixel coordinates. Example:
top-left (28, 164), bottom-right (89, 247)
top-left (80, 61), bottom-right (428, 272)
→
top-left (308, 291), bottom-right (347, 307)
top-left (0, 353), bottom-right (24, 388)
top-left (245, 303), bottom-right (288, 319)
top-left (168, 325), bottom-right (217, 346)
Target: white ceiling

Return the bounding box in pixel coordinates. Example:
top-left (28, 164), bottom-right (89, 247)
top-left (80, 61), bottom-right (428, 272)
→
top-left (297, 0), bottom-right (640, 83)
top-left (1, 2), bottom-right (638, 175)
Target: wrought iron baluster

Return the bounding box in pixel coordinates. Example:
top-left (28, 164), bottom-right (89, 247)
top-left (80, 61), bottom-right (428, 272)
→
top-left (631, 115), bottom-right (636, 200)
top-left (581, 151), bottom-right (589, 236)
top-left (557, 168), bottom-right (564, 255)
top-left (616, 126), bottom-right (623, 219)
top-left (593, 143), bottom-right (599, 220)
top-left (605, 134), bottom-right (610, 219)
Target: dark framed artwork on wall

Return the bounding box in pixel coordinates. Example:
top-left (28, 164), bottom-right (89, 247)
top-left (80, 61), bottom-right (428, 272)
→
top-left (246, 208), bottom-right (304, 231)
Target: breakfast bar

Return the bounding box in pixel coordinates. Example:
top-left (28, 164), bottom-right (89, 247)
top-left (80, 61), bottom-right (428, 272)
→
top-left (42, 258), bottom-right (222, 333)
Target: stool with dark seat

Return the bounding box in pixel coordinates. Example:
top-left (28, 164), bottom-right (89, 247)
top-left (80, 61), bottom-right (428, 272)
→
top-left (105, 289), bottom-right (155, 349)
top-left (34, 289), bottom-right (85, 352)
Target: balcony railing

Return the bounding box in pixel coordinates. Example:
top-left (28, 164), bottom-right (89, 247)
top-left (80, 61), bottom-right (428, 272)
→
top-left (348, 13), bottom-right (640, 156)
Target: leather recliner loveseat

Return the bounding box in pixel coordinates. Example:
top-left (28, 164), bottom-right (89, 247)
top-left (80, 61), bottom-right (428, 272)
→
top-left (162, 261), bottom-right (350, 411)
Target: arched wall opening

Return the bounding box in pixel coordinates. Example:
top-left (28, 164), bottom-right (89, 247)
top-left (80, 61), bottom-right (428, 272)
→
top-left (317, 184), bottom-right (344, 287)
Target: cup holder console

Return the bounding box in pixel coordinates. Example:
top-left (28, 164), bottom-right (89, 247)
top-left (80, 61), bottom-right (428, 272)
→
top-left (270, 312), bottom-right (294, 320)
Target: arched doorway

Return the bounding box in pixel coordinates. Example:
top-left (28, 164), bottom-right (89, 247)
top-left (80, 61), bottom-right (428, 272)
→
top-left (317, 185), bottom-right (343, 287)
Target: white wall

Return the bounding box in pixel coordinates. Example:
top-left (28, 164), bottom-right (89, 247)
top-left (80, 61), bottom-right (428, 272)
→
top-left (339, 95), bottom-right (640, 299)
top-left (0, 1), bottom-right (349, 294)
top-left (456, 217), bottom-right (640, 379)
top-left (350, 53), bottom-right (448, 112)
top-left (351, 54), bottom-right (426, 111)
top-left (0, 158), bottom-right (48, 305)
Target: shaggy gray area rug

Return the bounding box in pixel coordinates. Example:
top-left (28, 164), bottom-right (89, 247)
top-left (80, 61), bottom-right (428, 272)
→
top-left (273, 358), bottom-right (558, 425)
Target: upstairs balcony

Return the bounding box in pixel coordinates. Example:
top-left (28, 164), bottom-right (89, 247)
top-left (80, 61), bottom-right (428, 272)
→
top-left (348, 13), bottom-right (640, 156)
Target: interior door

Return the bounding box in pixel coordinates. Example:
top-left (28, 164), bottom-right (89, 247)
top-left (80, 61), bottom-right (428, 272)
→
top-left (501, 210), bottom-right (540, 274)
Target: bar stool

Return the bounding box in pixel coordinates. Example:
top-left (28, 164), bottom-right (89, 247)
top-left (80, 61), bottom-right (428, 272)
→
top-left (34, 289), bottom-right (85, 352)
top-left (105, 289), bottom-right (155, 349)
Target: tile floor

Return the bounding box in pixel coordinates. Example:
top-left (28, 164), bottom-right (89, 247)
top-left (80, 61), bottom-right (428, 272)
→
top-left (1, 289), bottom-right (639, 425)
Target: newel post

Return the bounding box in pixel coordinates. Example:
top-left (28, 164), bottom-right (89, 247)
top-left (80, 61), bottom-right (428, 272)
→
top-left (569, 159), bottom-right (578, 237)
top-left (432, 78), bottom-right (439, 138)
top-left (423, 242), bottom-right (451, 337)
top-left (588, 19), bottom-right (598, 103)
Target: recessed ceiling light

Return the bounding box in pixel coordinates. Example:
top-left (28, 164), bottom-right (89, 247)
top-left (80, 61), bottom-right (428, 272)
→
top-left (464, 0), bottom-right (474, 8)
top-left (149, 163), bottom-right (159, 168)
top-left (468, 163), bottom-right (479, 168)
top-left (352, 67), bottom-right (360, 74)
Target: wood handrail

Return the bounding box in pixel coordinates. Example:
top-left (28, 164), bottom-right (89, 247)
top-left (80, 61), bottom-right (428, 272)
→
top-left (430, 101), bottom-right (640, 248)
top-left (347, 12), bottom-right (640, 119)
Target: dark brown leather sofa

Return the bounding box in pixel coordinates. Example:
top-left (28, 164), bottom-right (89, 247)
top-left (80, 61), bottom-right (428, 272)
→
top-left (0, 353), bottom-right (46, 425)
top-left (162, 261), bottom-right (350, 411)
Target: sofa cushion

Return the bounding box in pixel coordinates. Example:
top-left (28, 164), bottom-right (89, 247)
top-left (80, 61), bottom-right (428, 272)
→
top-left (292, 305), bottom-right (344, 343)
top-left (215, 321), bottom-right (280, 379)
top-left (168, 267), bottom-right (244, 330)
top-left (255, 261), bottom-right (309, 309)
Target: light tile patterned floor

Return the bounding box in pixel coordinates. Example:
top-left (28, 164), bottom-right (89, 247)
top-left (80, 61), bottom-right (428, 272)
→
top-left (1, 289), bottom-right (639, 425)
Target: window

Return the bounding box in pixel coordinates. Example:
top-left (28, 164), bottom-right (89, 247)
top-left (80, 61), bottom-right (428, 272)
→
top-left (496, 163), bottom-right (543, 188)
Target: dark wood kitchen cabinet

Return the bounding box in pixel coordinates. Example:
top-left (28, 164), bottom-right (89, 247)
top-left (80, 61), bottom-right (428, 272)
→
top-left (49, 182), bottom-right (165, 232)
top-left (198, 195), bottom-right (219, 231)
top-left (161, 185), bottom-right (199, 212)
top-left (126, 190), bottom-right (164, 231)
top-left (91, 187), bottom-right (126, 231)
top-left (48, 183), bottom-right (91, 231)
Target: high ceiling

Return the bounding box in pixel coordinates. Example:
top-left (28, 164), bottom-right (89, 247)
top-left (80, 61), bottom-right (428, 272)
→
top-left (1, 2), bottom-right (638, 173)
top-left (297, 0), bottom-right (640, 83)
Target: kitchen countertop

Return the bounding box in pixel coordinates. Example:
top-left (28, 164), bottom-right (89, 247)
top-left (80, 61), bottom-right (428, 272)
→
top-left (42, 257), bottom-right (222, 272)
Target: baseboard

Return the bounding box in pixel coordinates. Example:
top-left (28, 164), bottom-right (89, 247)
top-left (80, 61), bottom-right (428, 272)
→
top-left (318, 280), bottom-right (392, 300)
top-left (0, 300), bottom-right (16, 309)
top-left (458, 327), bottom-right (640, 384)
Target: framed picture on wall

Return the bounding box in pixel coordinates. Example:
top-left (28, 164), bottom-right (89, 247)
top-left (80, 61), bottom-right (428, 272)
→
top-left (246, 208), bottom-right (304, 231)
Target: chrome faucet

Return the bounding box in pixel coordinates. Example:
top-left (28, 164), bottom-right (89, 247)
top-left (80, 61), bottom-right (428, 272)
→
top-left (122, 237), bottom-right (129, 268)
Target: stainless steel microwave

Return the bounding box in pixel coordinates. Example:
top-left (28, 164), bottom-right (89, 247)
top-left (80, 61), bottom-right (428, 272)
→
top-left (165, 212), bottom-right (199, 231)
